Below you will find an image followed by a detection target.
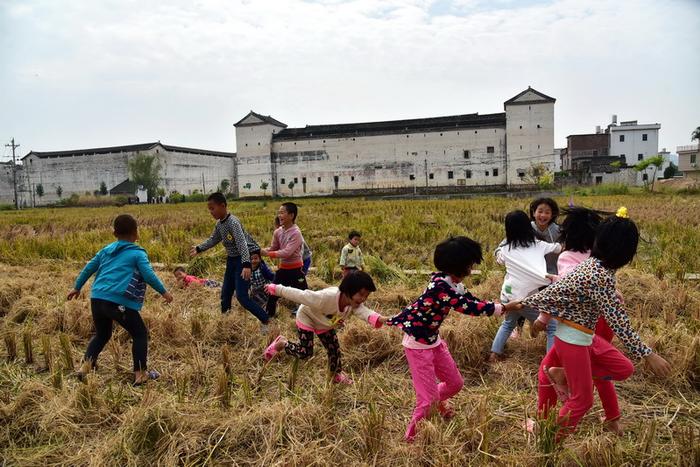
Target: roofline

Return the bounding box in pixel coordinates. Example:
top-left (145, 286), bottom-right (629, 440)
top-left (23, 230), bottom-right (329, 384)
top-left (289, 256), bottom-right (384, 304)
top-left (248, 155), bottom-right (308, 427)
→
top-left (234, 111), bottom-right (287, 128)
top-left (503, 87), bottom-right (556, 108)
top-left (23, 142), bottom-right (234, 160)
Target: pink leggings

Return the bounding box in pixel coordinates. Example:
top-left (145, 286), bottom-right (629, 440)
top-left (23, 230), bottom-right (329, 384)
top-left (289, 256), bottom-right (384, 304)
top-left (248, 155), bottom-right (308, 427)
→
top-left (538, 336), bottom-right (634, 438)
top-left (404, 341), bottom-right (464, 441)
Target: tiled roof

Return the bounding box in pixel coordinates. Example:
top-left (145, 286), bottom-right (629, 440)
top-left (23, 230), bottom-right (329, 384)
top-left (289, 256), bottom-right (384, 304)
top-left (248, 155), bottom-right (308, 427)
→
top-left (23, 142), bottom-right (234, 160)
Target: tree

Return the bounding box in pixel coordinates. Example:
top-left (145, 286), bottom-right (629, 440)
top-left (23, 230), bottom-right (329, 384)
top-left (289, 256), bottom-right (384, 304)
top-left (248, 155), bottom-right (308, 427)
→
top-left (288, 181), bottom-right (295, 196)
top-left (219, 179), bottom-right (230, 193)
top-left (35, 183), bottom-right (44, 198)
top-left (663, 162), bottom-right (678, 179)
top-left (691, 126), bottom-right (700, 142)
top-left (128, 154), bottom-right (162, 201)
top-left (56, 186), bottom-right (63, 199)
top-left (525, 163), bottom-right (555, 190)
top-left (260, 181), bottom-right (269, 196)
top-left (99, 181), bottom-right (108, 196)
top-left (634, 154), bottom-right (664, 191)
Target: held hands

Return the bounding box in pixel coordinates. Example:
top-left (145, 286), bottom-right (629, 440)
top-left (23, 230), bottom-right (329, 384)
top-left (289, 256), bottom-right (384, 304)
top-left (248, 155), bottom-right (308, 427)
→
top-left (241, 267), bottom-right (251, 281)
top-left (530, 319), bottom-right (546, 338)
top-left (264, 283), bottom-right (277, 296)
top-left (502, 301), bottom-right (523, 313)
top-left (260, 248), bottom-right (270, 257)
top-left (644, 353), bottom-right (672, 378)
top-left (162, 292), bottom-right (174, 304)
top-left (67, 289), bottom-right (81, 300)
top-left (545, 274), bottom-right (559, 283)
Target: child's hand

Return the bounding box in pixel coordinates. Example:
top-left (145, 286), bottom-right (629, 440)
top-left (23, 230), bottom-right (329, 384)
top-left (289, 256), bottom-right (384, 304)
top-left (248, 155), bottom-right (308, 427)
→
top-left (644, 353), bottom-right (672, 378)
top-left (260, 248), bottom-right (269, 257)
top-left (265, 283), bottom-right (277, 296)
top-left (189, 246), bottom-right (199, 257)
top-left (378, 316), bottom-right (388, 325)
top-left (530, 319), bottom-right (546, 338)
top-left (615, 290), bottom-right (625, 304)
top-left (241, 267), bottom-right (251, 281)
top-left (67, 289), bottom-right (81, 300)
top-left (503, 301), bottom-right (523, 312)
top-left (545, 274), bottom-right (559, 283)
top-left (162, 292), bottom-right (174, 303)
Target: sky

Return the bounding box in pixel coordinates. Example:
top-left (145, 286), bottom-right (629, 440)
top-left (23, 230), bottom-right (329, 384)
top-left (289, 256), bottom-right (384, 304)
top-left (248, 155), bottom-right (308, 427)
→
top-left (1, 0), bottom-right (699, 160)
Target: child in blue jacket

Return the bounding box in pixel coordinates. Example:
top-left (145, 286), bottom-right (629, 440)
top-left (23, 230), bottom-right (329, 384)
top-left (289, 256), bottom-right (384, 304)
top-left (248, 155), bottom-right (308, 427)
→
top-left (67, 214), bottom-right (173, 386)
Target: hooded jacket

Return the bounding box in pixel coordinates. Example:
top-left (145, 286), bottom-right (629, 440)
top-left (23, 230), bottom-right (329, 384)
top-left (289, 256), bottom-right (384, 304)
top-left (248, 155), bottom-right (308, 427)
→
top-left (74, 240), bottom-right (167, 311)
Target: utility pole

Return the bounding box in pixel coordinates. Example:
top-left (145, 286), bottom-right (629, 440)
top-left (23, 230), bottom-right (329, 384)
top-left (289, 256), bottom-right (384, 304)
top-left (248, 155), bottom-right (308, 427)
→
top-left (5, 138), bottom-right (20, 210)
top-left (201, 173), bottom-right (205, 193)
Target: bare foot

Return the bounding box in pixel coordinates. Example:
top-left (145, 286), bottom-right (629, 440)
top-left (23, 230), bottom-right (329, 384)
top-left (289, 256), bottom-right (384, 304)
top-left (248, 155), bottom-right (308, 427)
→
top-left (547, 367), bottom-right (567, 386)
top-left (603, 418), bottom-right (623, 436)
top-left (489, 352), bottom-right (505, 363)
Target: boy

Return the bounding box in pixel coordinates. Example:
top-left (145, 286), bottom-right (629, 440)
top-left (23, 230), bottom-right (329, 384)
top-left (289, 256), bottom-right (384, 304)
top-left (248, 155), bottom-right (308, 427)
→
top-left (249, 249), bottom-right (275, 308)
top-left (261, 202), bottom-right (308, 317)
top-left (67, 214), bottom-right (173, 386)
top-left (190, 192), bottom-right (269, 331)
top-left (173, 266), bottom-right (221, 288)
top-left (339, 230), bottom-right (364, 277)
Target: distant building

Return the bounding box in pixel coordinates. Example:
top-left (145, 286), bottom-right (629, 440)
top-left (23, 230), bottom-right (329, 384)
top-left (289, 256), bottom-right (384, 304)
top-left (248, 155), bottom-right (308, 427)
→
top-left (21, 142), bottom-right (234, 205)
top-left (234, 87), bottom-right (557, 197)
top-left (563, 132), bottom-right (617, 184)
top-left (678, 144), bottom-right (700, 181)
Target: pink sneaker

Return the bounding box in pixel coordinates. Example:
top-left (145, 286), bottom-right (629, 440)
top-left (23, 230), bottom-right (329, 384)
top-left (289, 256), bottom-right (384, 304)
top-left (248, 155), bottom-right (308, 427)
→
top-left (264, 335), bottom-right (287, 361)
top-left (332, 372), bottom-right (353, 385)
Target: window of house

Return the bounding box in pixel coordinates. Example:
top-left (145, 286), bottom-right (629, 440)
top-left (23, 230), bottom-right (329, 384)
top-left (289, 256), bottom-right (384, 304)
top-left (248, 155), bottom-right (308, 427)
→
top-left (429, 173), bottom-right (434, 180)
top-left (448, 171), bottom-right (454, 179)
top-left (493, 168), bottom-right (499, 176)
top-left (642, 173), bottom-right (648, 181)
top-left (520, 145), bottom-right (522, 150)
top-left (519, 125), bottom-right (522, 129)
top-left (466, 170), bottom-right (472, 179)
top-left (317, 177), bottom-right (321, 182)
top-left (638, 154), bottom-right (643, 161)
top-left (280, 178), bottom-right (285, 185)
top-left (593, 150), bottom-right (598, 156)
top-left (642, 134), bottom-right (648, 141)
top-left (517, 169), bottom-right (526, 177)
top-left (302, 177), bottom-right (307, 184)
top-left (619, 135), bottom-right (625, 142)
top-left (351, 176), bottom-right (355, 181)
top-left (691, 154), bottom-right (697, 164)
top-left (596, 176), bottom-right (603, 185)
top-left (487, 146), bottom-right (494, 153)
top-left (294, 177), bottom-right (298, 184)
top-left (409, 174), bottom-right (415, 180)
top-left (485, 170), bottom-right (489, 176)
top-left (537, 124), bottom-right (541, 128)
top-left (463, 150), bottom-right (470, 159)
top-left (257, 142), bottom-right (260, 146)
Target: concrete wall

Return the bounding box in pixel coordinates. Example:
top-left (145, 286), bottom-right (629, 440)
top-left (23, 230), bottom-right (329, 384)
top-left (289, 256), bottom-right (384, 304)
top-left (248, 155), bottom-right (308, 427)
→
top-left (609, 124), bottom-right (659, 166)
top-left (505, 101), bottom-right (555, 184)
top-left (0, 164), bottom-right (30, 206)
top-left (235, 121), bottom-right (282, 197)
top-left (269, 128), bottom-right (507, 197)
top-left (161, 149), bottom-right (233, 195)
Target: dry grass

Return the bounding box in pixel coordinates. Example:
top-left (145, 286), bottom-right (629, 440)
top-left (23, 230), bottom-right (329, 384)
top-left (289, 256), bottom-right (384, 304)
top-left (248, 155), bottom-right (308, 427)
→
top-left (1, 195), bottom-right (699, 466)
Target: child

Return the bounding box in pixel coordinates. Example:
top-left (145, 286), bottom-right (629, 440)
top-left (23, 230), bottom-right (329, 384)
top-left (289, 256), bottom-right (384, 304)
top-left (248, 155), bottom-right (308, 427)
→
top-left (249, 249), bottom-right (275, 309)
top-left (261, 202), bottom-right (308, 317)
top-left (385, 236), bottom-right (521, 442)
top-left (275, 215), bottom-right (312, 275)
top-left (173, 266), bottom-right (221, 288)
top-left (190, 192), bottom-right (270, 332)
top-left (525, 208), bottom-right (672, 440)
top-left (263, 270), bottom-right (387, 384)
top-left (339, 230), bottom-right (364, 277)
top-left (489, 211), bottom-right (561, 361)
top-left (67, 214), bottom-right (173, 386)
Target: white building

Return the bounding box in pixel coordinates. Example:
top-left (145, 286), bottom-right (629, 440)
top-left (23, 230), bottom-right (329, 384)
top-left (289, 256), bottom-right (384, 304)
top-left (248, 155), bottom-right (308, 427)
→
top-left (607, 118), bottom-right (661, 185)
top-left (21, 142), bottom-right (234, 205)
top-left (234, 87), bottom-right (556, 197)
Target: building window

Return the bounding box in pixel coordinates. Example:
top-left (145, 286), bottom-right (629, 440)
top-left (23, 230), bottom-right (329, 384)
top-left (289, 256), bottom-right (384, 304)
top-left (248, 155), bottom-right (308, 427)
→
top-left (485, 171), bottom-right (489, 176)
top-left (466, 170), bottom-right (472, 179)
top-left (487, 146), bottom-right (494, 153)
top-left (619, 135), bottom-right (625, 142)
top-left (280, 178), bottom-right (285, 185)
top-left (596, 176), bottom-right (603, 185)
top-left (429, 173), bottom-right (434, 180)
top-left (294, 177), bottom-right (298, 184)
top-left (519, 125), bottom-right (522, 129)
top-left (520, 145), bottom-right (522, 150)
top-left (302, 177), bottom-right (307, 184)
top-left (493, 168), bottom-right (499, 176)
top-left (642, 173), bottom-right (648, 181)
top-left (463, 150), bottom-right (470, 159)
top-left (317, 177), bottom-right (321, 182)
top-left (409, 174), bottom-right (415, 180)
top-left (351, 176), bottom-right (355, 181)
top-left (257, 142), bottom-right (260, 146)
top-left (642, 134), bottom-right (648, 141)
top-left (593, 150), bottom-right (598, 156)
top-left (638, 154), bottom-right (643, 161)
top-left (537, 124), bottom-right (541, 128)
top-left (691, 154), bottom-right (697, 164)
top-left (517, 169), bottom-right (526, 177)
top-left (448, 171), bottom-right (454, 179)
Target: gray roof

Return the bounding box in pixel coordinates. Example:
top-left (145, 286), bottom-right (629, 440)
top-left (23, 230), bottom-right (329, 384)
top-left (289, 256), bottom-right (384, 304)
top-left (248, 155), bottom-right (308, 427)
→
top-left (503, 87), bottom-right (556, 107)
top-left (272, 112), bottom-right (506, 141)
top-left (22, 142), bottom-right (234, 160)
top-left (234, 111), bottom-right (288, 128)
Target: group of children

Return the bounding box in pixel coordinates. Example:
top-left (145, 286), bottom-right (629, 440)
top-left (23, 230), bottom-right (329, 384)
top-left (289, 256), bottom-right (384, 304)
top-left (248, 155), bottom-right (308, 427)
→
top-left (67, 194), bottom-right (672, 443)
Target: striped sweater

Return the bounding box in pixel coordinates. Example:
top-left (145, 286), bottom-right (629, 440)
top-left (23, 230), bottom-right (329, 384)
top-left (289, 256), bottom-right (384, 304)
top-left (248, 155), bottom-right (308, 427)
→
top-left (196, 213), bottom-right (252, 267)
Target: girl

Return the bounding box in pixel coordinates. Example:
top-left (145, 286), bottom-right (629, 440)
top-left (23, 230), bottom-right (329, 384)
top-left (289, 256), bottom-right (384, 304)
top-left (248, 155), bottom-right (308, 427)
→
top-left (385, 236), bottom-right (520, 442)
top-left (525, 208), bottom-right (672, 440)
top-left (531, 206), bottom-right (626, 434)
top-left (263, 271), bottom-right (386, 384)
top-left (489, 211), bottom-right (560, 361)
top-left (262, 203), bottom-right (309, 317)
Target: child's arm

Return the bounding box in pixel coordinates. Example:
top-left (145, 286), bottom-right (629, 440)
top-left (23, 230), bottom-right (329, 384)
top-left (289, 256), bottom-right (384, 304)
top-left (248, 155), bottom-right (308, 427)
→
top-left (352, 304), bottom-right (387, 328)
top-left (228, 219), bottom-right (252, 268)
top-left (433, 279), bottom-right (503, 317)
top-left (265, 283), bottom-right (325, 309)
top-left (194, 226), bottom-right (222, 254)
top-left (594, 282), bottom-right (651, 359)
top-left (69, 252), bottom-right (102, 299)
top-left (260, 260), bottom-right (275, 281)
top-left (339, 245), bottom-right (348, 266)
top-left (267, 228), bottom-right (302, 260)
top-left (136, 251), bottom-right (172, 302)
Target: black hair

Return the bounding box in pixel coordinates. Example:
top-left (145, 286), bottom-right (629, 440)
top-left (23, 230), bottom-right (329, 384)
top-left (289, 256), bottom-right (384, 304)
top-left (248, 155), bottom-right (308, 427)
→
top-left (559, 207), bottom-right (605, 253)
top-left (281, 202), bottom-right (298, 222)
top-left (505, 210), bottom-right (536, 249)
top-left (113, 214), bottom-right (138, 237)
top-left (348, 230), bottom-right (362, 240)
top-left (433, 236), bottom-right (483, 277)
top-left (249, 249), bottom-right (261, 258)
top-left (207, 192), bottom-right (227, 205)
top-left (529, 197), bottom-right (560, 224)
top-left (591, 216), bottom-right (639, 270)
top-left (173, 266), bottom-right (186, 274)
top-left (339, 270), bottom-right (377, 296)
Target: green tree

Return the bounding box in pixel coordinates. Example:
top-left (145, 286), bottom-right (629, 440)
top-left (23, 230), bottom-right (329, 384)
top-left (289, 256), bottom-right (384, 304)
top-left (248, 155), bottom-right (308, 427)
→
top-left (288, 181), bottom-right (295, 196)
top-left (691, 126), bottom-right (700, 142)
top-left (56, 186), bottom-right (63, 199)
top-left (128, 154), bottom-right (161, 201)
top-left (99, 181), bottom-right (108, 196)
top-left (260, 181), bottom-right (269, 196)
top-left (634, 154), bottom-right (664, 191)
top-left (218, 179), bottom-right (231, 193)
top-left (663, 162), bottom-right (678, 179)
top-left (36, 183), bottom-right (44, 198)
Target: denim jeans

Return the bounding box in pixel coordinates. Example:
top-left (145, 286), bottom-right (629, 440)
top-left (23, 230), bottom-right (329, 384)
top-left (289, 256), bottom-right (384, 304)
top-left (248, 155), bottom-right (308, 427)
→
top-left (490, 307), bottom-right (556, 354)
top-left (221, 255), bottom-right (269, 323)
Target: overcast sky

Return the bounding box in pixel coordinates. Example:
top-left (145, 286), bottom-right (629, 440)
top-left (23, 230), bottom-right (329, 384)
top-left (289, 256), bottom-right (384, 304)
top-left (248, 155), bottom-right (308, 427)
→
top-left (1, 0), bottom-right (698, 160)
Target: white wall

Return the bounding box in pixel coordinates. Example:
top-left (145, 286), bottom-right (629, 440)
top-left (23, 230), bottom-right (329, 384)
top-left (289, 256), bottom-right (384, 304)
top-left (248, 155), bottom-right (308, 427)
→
top-left (505, 101), bottom-right (555, 184)
top-left (235, 120), bottom-right (283, 196)
top-left (161, 149), bottom-right (233, 195)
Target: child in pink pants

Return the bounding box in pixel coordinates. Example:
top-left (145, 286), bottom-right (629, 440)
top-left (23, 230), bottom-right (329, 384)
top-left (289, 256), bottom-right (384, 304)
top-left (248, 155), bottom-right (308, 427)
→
top-left (527, 209), bottom-right (671, 441)
top-left (386, 236), bottom-right (520, 441)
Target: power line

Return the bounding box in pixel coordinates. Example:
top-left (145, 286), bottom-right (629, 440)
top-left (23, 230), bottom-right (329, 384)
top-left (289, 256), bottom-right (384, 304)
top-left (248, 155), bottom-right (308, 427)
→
top-left (4, 138), bottom-right (20, 210)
